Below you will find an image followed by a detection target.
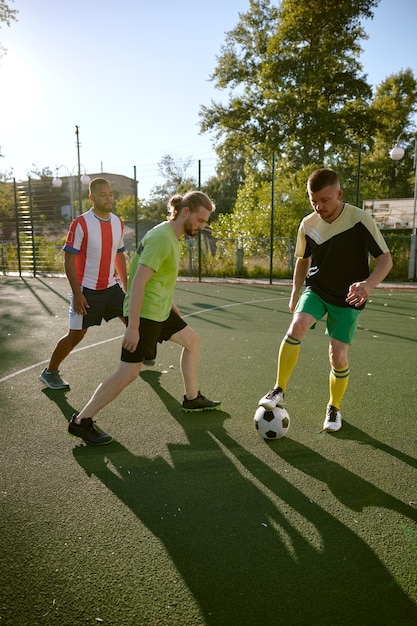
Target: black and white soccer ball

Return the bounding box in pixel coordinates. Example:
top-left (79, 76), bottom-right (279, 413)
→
top-left (254, 406), bottom-right (290, 440)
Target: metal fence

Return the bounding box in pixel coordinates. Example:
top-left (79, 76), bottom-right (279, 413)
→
top-left (0, 234), bottom-right (295, 281)
top-left (0, 178), bottom-right (414, 282)
top-left (1, 231), bottom-right (412, 282)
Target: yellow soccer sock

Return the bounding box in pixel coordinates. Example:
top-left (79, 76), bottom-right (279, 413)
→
top-left (329, 366), bottom-right (350, 410)
top-left (275, 334), bottom-right (301, 391)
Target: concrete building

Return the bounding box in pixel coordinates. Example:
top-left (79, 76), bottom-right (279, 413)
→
top-left (363, 198), bottom-right (415, 230)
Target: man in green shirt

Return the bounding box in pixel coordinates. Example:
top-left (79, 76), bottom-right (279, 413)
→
top-left (68, 190), bottom-right (221, 445)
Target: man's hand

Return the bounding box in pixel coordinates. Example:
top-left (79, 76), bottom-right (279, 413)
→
top-left (346, 281), bottom-right (370, 307)
top-left (73, 292), bottom-right (89, 316)
top-left (122, 326), bottom-right (139, 353)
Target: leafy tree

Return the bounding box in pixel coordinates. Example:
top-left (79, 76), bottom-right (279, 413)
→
top-left (0, 0), bottom-right (18, 158)
top-left (145, 154), bottom-right (197, 221)
top-left (212, 162), bottom-right (311, 246)
top-left (0, 0), bottom-right (18, 60)
top-left (200, 0), bottom-right (380, 168)
top-left (0, 174), bottom-right (14, 238)
top-left (202, 143), bottom-right (246, 216)
top-left (334, 69), bottom-right (417, 205)
top-left (115, 194), bottom-right (147, 223)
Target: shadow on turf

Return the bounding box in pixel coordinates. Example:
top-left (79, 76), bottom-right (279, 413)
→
top-left (20, 277), bottom-right (61, 316)
top-left (338, 420), bottom-right (417, 470)
top-left (268, 428), bottom-right (417, 523)
top-left (68, 370), bottom-right (417, 625)
top-left (42, 387), bottom-right (77, 422)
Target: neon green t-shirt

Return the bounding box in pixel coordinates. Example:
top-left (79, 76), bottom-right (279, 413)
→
top-left (123, 221), bottom-right (180, 322)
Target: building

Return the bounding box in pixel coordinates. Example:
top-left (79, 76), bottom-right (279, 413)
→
top-left (363, 198), bottom-right (415, 230)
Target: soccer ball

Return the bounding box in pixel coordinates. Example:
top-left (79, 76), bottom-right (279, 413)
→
top-left (254, 406), bottom-right (290, 440)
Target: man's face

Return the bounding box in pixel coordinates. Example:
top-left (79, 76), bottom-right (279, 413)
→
top-left (307, 183), bottom-right (343, 223)
top-left (183, 206), bottom-right (211, 237)
top-left (90, 184), bottom-right (114, 213)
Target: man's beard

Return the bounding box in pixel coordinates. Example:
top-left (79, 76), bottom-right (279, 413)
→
top-left (184, 222), bottom-right (197, 237)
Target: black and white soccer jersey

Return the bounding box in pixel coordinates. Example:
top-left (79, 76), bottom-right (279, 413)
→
top-left (295, 203), bottom-right (390, 309)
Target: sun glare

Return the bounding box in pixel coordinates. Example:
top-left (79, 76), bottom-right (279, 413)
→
top-left (0, 48), bottom-right (40, 129)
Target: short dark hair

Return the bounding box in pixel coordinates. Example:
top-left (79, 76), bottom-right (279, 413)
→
top-left (167, 190), bottom-right (215, 220)
top-left (89, 177), bottom-right (111, 194)
top-left (307, 168), bottom-right (340, 193)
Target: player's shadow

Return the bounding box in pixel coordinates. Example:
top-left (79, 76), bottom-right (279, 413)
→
top-left (42, 388), bottom-right (77, 423)
top-left (71, 370), bottom-right (417, 625)
top-left (337, 420), bottom-right (417, 470)
top-left (268, 431), bottom-right (417, 522)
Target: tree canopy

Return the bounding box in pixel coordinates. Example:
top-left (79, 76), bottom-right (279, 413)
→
top-left (198, 0), bottom-right (417, 245)
top-left (200, 0), bottom-right (383, 169)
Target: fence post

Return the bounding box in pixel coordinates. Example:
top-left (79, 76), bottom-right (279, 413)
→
top-left (269, 152), bottom-right (275, 284)
top-left (12, 179), bottom-right (22, 277)
top-left (28, 177), bottom-right (37, 277)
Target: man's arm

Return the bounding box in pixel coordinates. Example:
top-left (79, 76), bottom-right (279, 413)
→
top-left (122, 263), bottom-right (154, 353)
top-left (346, 251), bottom-right (393, 307)
top-left (64, 250), bottom-right (89, 315)
top-left (289, 257), bottom-right (311, 313)
top-left (115, 250), bottom-right (128, 292)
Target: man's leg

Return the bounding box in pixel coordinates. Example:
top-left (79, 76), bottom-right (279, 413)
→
top-left (68, 360), bottom-right (142, 445)
top-left (47, 329), bottom-right (88, 371)
top-left (40, 329), bottom-right (88, 390)
top-left (170, 326), bottom-right (200, 400)
top-left (259, 312), bottom-right (315, 408)
top-left (328, 339), bottom-right (350, 407)
top-left (75, 361), bottom-right (142, 422)
top-left (324, 339), bottom-right (350, 432)
top-left (170, 326), bottom-right (220, 411)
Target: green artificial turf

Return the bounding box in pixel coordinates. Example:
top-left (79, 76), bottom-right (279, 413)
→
top-left (1, 277), bottom-right (416, 625)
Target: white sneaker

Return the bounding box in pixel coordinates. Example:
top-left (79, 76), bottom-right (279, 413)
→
top-left (323, 405), bottom-right (342, 432)
top-left (258, 387), bottom-right (285, 409)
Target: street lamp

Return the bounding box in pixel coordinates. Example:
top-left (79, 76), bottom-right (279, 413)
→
top-left (52, 165), bottom-right (91, 220)
top-left (389, 131), bottom-right (417, 280)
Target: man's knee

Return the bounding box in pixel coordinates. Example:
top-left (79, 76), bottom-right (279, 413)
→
top-left (172, 326), bottom-right (200, 352)
top-left (68, 329), bottom-right (87, 346)
top-left (329, 340), bottom-right (349, 368)
top-left (118, 362), bottom-right (142, 386)
top-left (288, 313), bottom-right (315, 341)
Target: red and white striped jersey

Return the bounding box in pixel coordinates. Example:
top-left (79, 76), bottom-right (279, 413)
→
top-left (64, 209), bottom-right (125, 290)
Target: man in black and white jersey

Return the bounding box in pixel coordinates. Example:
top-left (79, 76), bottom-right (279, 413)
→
top-left (259, 168), bottom-right (393, 432)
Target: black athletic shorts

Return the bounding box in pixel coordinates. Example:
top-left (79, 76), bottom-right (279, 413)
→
top-left (69, 284), bottom-right (125, 330)
top-left (121, 309), bottom-right (187, 363)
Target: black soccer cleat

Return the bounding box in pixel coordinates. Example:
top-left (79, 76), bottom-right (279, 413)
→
top-left (68, 413), bottom-right (113, 445)
top-left (182, 391), bottom-right (221, 412)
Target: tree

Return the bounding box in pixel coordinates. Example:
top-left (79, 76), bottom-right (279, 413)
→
top-left (115, 194), bottom-right (147, 223)
top-left (0, 0), bottom-right (18, 60)
top-left (0, 173), bottom-right (14, 238)
top-left (335, 69), bottom-right (417, 205)
top-left (212, 162), bottom-right (310, 245)
top-left (203, 143), bottom-right (246, 216)
top-left (200, 0), bottom-right (380, 169)
top-left (145, 154), bottom-right (197, 221)
top-left (0, 0), bottom-right (18, 159)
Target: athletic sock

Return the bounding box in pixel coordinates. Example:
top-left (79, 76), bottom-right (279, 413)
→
top-left (329, 365), bottom-right (350, 410)
top-left (275, 333), bottom-right (301, 392)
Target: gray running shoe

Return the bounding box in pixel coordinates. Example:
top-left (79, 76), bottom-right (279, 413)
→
top-left (68, 414), bottom-right (113, 445)
top-left (182, 391), bottom-right (221, 412)
top-left (39, 368), bottom-right (70, 390)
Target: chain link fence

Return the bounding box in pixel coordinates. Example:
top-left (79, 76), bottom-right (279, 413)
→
top-left (0, 178), bottom-right (414, 282)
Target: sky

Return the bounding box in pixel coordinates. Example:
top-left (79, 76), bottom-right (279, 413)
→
top-left (1, 0), bottom-right (417, 199)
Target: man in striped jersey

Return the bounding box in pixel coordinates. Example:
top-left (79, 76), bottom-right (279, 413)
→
top-left (40, 178), bottom-right (127, 390)
top-left (259, 168), bottom-right (393, 433)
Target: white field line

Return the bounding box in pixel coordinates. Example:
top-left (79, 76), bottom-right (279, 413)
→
top-left (0, 296), bottom-right (285, 384)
